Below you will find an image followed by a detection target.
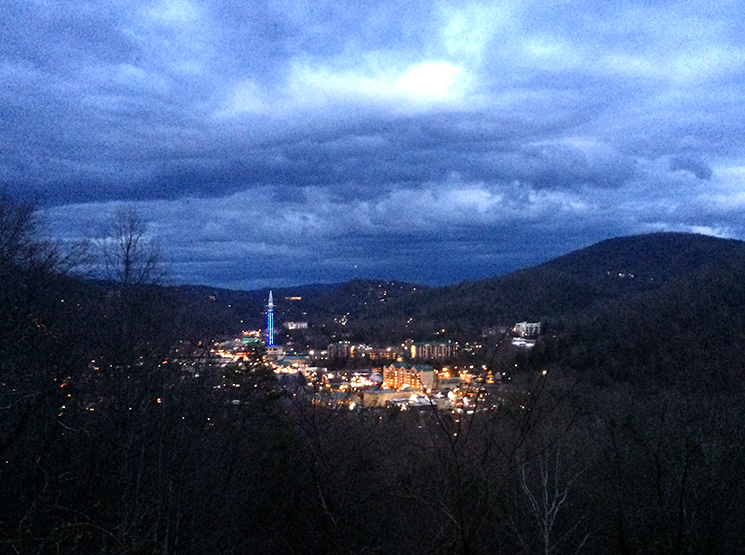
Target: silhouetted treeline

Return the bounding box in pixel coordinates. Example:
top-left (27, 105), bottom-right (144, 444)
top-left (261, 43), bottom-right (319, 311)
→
top-left (7, 352), bottom-right (745, 553)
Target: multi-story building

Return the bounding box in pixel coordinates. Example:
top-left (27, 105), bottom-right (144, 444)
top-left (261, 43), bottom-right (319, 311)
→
top-left (327, 341), bottom-right (353, 358)
top-left (513, 321), bottom-right (541, 338)
top-left (283, 321), bottom-right (308, 330)
top-left (405, 340), bottom-right (454, 361)
top-left (327, 343), bottom-right (401, 360)
top-left (383, 362), bottom-right (436, 391)
top-left (365, 347), bottom-right (401, 360)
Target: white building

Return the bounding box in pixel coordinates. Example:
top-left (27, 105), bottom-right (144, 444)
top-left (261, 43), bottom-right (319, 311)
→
top-left (513, 322), bottom-right (541, 338)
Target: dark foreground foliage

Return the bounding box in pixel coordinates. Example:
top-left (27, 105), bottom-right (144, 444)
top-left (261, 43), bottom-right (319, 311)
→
top-left (5, 354), bottom-right (745, 554)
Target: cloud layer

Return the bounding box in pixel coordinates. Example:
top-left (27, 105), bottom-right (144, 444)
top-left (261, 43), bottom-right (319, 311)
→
top-left (3, 0), bottom-right (745, 288)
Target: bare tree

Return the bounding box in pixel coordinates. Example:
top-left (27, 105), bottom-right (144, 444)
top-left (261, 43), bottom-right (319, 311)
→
top-left (513, 443), bottom-right (589, 555)
top-left (95, 205), bottom-right (174, 373)
top-left (100, 205), bottom-right (165, 288)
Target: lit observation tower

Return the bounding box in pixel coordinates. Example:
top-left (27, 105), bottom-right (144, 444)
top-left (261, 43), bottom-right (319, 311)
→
top-left (266, 291), bottom-right (274, 347)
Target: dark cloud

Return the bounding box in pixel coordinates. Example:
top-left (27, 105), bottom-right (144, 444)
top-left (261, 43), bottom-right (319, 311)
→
top-left (4, 0), bottom-right (745, 288)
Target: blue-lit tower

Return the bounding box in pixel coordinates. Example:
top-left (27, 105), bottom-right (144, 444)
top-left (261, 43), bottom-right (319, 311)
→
top-left (266, 290), bottom-right (274, 347)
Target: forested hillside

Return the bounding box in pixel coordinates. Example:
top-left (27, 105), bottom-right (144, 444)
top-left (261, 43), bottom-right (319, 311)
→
top-left (546, 243), bottom-right (745, 386)
top-left (336, 232), bottom-right (745, 342)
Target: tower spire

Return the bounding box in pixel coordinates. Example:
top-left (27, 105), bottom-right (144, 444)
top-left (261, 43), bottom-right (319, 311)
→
top-left (266, 290), bottom-right (274, 347)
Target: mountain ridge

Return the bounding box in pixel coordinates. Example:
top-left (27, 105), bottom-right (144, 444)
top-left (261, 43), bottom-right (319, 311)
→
top-left (166, 232), bottom-right (745, 343)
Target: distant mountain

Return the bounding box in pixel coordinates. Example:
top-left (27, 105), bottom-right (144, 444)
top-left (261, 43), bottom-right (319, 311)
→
top-left (351, 232), bottom-right (745, 339)
top-left (167, 233), bottom-right (745, 352)
top-left (169, 279), bottom-right (426, 338)
top-left (539, 232), bottom-right (745, 295)
top-left (547, 241), bottom-right (745, 385)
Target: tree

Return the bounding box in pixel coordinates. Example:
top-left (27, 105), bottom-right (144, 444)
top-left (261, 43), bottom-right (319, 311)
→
top-left (0, 191), bottom-right (36, 263)
top-left (100, 205), bottom-right (164, 289)
top-left (513, 443), bottom-right (589, 555)
top-left (97, 206), bottom-right (169, 367)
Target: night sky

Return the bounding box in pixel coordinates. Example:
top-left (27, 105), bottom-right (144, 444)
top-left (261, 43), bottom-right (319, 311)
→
top-left (3, 1), bottom-right (744, 289)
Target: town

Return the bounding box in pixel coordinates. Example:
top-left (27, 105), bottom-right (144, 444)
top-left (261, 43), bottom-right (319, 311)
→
top-left (195, 292), bottom-right (542, 412)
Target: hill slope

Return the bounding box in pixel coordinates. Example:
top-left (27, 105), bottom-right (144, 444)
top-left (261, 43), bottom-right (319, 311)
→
top-left (346, 232), bottom-right (745, 341)
top-left (548, 243), bottom-right (745, 385)
top-left (540, 232), bottom-right (745, 295)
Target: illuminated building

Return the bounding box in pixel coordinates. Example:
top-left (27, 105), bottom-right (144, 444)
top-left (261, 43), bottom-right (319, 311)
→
top-left (266, 291), bottom-right (274, 347)
top-left (362, 389), bottom-right (420, 408)
top-left (383, 362), bottom-right (435, 390)
top-left (326, 343), bottom-right (399, 359)
top-left (327, 341), bottom-right (353, 358)
top-left (513, 321), bottom-right (541, 337)
top-left (366, 347), bottom-right (400, 360)
top-left (405, 340), bottom-right (454, 360)
top-left (511, 337), bottom-right (536, 348)
top-left (276, 354), bottom-right (307, 373)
